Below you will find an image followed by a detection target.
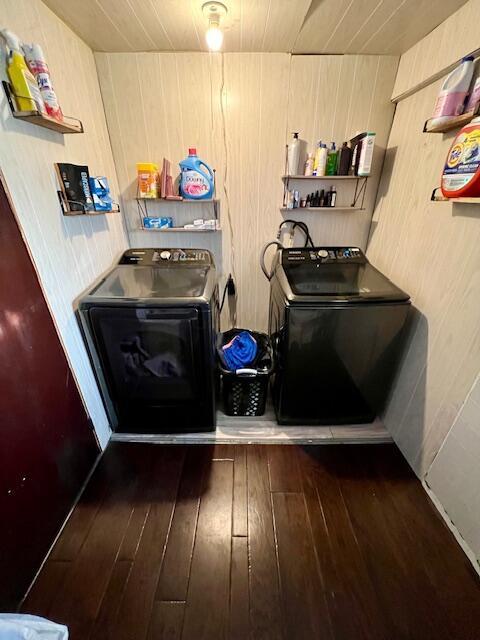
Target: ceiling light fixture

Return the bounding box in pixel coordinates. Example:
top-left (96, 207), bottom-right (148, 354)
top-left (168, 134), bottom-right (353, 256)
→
top-left (202, 2), bottom-right (227, 52)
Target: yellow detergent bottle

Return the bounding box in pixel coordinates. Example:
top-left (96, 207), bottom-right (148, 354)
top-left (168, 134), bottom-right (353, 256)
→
top-left (1, 29), bottom-right (44, 113)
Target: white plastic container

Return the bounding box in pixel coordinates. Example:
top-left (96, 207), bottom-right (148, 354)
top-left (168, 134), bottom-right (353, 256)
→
top-left (287, 132), bottom-right (301, 175)
top-left (304, 152), bottom-right (314, 176)
top-left (430, 56), bottom-right (474, 127)
top-left (357, 132), bottom-right (375, 176)
top-left (313, 142), bottom-right (328, 176)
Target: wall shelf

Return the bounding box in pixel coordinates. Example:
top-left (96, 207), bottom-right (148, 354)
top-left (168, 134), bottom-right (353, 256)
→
top-left (280, 206), bottom-right (364, 212)
top-left (2, 81), bottom-right (83, 134)
top-left (423, 104), bottom-right (480, 134)
top-left (431, 187), bottom-right (480, 203)
top-left (140, 226), bottom-right (221, 232)
top-left (136, 197), bottom-right (219, 203)
top-left (282, 175), bottom-right (367, 180)
top-left (63, 205), bottom-right (120, 216)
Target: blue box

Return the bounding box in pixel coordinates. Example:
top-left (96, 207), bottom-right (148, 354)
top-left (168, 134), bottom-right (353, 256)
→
top-left (143, 217), bottom-right (173, 229)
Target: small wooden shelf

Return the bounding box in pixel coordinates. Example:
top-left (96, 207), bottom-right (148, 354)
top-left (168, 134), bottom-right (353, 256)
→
top-left (431, 187), bottom-right (480, 204)
top-left (423, 105), bottom-right (480, 134)
top-left (140, 226), bottom-right (221, 232)
top-left (280, 206), bottom-right (364, 212)
top-left (282, 175), bottom-right (367, 180)
top-left (136, 197), bottom-right (219, 203)
top-left (2, 81), bottom-right (83, 134)
top-left (63, 206), bottom-right (120, 216)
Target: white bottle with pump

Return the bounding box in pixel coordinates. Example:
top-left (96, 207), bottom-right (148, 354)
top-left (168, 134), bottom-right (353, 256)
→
top-left (287, 132), bottom-right (301, 176)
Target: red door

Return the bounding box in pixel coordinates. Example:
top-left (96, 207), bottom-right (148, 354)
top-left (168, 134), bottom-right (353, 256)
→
top-left (0, 177), bottom-right (99, 609)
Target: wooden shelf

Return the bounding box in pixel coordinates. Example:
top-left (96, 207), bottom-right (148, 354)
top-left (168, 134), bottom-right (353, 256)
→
top-left (423, 105), bottom-right (480, 134)
top-left (431, 187), bottom-right (480, 204)
top-left (2, 81), bottom-right (83, 134)
top-left (280, 206), bottom-right (364, 212)
top-left (282, 175), bottom-right (367, 180)
top-left (136, 197), bottom-right (219, 203)
top-left (140, 226), bottom-right (221, 232)
top-left (64, 206), bottom-right (120, 216)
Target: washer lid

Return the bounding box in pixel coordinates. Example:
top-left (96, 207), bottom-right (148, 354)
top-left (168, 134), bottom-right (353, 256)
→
top-left (87, 264), bottom-right (212, 301)
top-left (280, 248), bottom-right (409, 302)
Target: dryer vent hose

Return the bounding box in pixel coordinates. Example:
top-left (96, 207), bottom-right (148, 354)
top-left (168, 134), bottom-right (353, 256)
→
top-left (260, 240), bottom-right (284, 281)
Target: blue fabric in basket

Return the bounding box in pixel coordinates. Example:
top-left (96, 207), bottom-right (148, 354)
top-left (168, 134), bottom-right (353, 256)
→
top-left (222, 331), bottom-right (257, 371)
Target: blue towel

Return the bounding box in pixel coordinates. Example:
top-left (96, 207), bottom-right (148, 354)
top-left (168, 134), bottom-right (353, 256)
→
top-left (222, 331), bottom-right (257, 371)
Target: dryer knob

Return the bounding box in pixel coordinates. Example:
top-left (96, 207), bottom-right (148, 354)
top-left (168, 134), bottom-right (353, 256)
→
top-left (317, 249), bottom-right (329, 259)
top-left (160, 250), bottom-right (171, 260)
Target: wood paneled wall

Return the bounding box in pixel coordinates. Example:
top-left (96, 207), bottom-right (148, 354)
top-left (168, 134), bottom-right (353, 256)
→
top-left (96, 52), bottom-right (397, 330)
top-left (0, 0), bottom-right (128, 446)
top-left (368, 69), bottom-right (480, 481)
top-left (392, 0), bottom-right (480, 100)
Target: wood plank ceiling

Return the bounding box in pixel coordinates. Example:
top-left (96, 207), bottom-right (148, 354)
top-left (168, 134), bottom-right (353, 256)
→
top-left (43, 0), bottom-right (467, 54)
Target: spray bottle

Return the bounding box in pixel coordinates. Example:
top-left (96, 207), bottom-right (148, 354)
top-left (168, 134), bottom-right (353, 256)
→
top-left (0, 29), bottom-right (44, 113)
top-left (23, 43), bottom-right (63, 121)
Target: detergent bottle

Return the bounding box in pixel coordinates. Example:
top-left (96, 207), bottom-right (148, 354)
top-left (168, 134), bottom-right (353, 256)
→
top-left (1, 29), bottom-right (44, 113)
top-left (441, 116), bottom-right (480, 198)
top-left (179, 149), bottom-right (214, 200)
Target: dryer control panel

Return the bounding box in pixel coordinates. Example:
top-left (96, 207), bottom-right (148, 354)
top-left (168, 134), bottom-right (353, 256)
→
top-left (282, 247), bottom-right (366, 265)
top-left (119, 248), bottom-right (213, 266)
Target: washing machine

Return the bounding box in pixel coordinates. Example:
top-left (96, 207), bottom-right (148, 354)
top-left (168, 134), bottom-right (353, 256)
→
top-left (269, 246), bottom-right (411, 425)
top-left (78, 248), bottom-right (218, 433)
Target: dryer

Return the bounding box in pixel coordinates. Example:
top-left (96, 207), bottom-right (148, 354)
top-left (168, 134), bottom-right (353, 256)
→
top-left (78, 248), bottom-right (218, 433)
top-left (269, 246), bottom-right (411, 425)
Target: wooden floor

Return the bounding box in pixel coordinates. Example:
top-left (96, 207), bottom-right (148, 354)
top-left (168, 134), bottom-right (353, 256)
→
top-left (22, 443), bottom-right (480, 640)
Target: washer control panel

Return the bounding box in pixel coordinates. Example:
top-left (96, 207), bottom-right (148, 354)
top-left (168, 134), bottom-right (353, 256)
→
top-left (282, 247), bottom-right (365, 265)
top-left (119, 248), bottom-right (213, 265)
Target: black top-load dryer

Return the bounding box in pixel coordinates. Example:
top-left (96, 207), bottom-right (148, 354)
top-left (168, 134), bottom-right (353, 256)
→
top-left (269, 246), bottom-right (411, 425)
top-left (78, 248), bottom-right (218, 433)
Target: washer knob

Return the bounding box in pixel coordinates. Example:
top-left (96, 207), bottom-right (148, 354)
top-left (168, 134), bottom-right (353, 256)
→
top-left (160, 250), bottom-right (171, 260)
top-left (317, 249), bottom-right (329, 259)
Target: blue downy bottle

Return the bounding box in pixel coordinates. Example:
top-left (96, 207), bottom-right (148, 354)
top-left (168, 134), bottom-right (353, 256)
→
top-left (179, 148), bottom-right (214, 200)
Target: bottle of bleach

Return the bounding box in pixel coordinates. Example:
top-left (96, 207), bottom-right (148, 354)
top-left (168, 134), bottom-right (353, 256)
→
top-left (179, 149), bottom-right (214, 200)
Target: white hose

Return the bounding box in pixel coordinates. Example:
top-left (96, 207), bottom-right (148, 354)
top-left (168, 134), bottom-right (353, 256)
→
top-left (260, 240), bottom-right (284, 281)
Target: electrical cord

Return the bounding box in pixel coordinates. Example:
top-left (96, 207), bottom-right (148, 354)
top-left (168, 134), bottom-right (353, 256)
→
top-left (278, 219), bottom-right (315, 247)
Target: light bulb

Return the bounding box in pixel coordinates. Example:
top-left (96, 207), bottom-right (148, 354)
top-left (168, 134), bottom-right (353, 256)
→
top-left (206, 24), bottom-right (223, 51)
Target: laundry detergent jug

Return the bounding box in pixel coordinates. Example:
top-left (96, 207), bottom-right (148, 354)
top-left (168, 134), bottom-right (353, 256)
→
top-left (441, 116), bottom-right (480, 198)
top-left (179, 149), bottom-right (214, 200)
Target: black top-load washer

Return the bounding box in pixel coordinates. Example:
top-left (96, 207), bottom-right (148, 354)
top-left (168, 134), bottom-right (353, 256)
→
top-left (269, 246), bottom-right (411, 425)
top-left (78, 248), bottom-right (218, 433)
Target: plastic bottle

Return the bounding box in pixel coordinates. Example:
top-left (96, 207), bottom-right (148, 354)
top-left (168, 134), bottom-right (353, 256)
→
top-left (329, 185), bottom-right (337, 207)
top-left (304, 152), bottom-right (314, 176)
top-left (430, 56), bottom-right (474, 127)
top-left (313, 142), bottom-right (328, 176)
top-left (326, 142), bottom-right (338, 176)
top-left (179, 148), bottom-right (214, 200)
top-left (441, 116), bottom-right (480, 198)
top-left (357, 133), bottom-right (375, 176)
top-left (287, 132), bottom-right (301, 175)
top-left (465, 76), bottom-right (480, 113)
top-left (0, 29), bottom-right (44, 113)
top-left (337, 142), bottom-right (352, 175)
top-left (23, 43), bottom-right (63, 121)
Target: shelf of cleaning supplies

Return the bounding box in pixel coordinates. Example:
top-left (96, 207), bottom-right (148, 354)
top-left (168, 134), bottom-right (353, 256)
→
top-left (282, 175), bottom-right (368, 180)
top-left (431, 187), bottom-right (480, 203)
top-left (2, 81), bottom-right (84, 134)
top-left (423, 104), bottom-right (480, 133)
top-left (280, 206), bottom-right (364, 212)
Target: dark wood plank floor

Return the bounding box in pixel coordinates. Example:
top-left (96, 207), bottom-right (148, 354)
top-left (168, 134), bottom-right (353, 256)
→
top-left (22, 443), bottom-right (480, 640)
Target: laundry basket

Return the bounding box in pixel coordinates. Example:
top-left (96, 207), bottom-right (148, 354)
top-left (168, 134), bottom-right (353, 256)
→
top-left (217, 329), bottom-right (273, 416)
